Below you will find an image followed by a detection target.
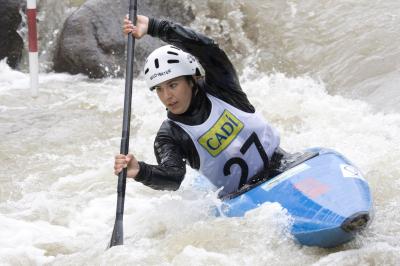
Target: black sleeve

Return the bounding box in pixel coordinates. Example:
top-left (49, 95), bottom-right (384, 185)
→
top-left (134, 120), bottom-right (199, 190)
top-left (147, 18), bottom-right (254, 113)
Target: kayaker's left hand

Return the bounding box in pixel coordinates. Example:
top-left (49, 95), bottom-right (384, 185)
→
top-left (123, 15), bottom-right (149, 39)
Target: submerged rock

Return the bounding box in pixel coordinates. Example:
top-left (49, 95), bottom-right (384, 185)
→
top-left (53, 0), bottom-right (195, 79)
top-left (0, 0), bottom-right (24, 69)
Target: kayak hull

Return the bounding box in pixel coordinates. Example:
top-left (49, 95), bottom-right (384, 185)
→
top-left (220, 148), bottom-right (373, 248)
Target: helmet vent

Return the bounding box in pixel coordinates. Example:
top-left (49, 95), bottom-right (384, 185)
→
top-left (155, 59), bottom-right (159, 68)
top-left (195, 68), bottom-right (201, 76)
top-left (167, 60), bottom-right (179, 64)
top-left (167, 51), bottom-right (178, 55)
top-left (144, 68), bottom-right (149, 74)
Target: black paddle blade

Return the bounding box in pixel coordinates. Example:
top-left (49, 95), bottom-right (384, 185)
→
top-left (109, 169), bottom-right (127, 248)
top-left (109, 219), bottom-right (124, 247)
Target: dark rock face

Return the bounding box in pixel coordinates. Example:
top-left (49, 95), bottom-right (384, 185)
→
top-left (0, 0), bottom-right (24, 69)
top-left (53, 0), bottom-right (195, 78)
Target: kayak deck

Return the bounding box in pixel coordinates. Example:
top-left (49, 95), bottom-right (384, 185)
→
top-left (220, 148), bottom-right (372, 248)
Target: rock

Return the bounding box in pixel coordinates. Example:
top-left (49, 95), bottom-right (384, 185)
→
top-left (53, 0), bottom-right (195, 78)
top-left (0, 0), bottom-right (24, 69)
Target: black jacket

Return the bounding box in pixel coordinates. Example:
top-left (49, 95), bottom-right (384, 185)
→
top-left (135, 18), bottom-right (256, 190)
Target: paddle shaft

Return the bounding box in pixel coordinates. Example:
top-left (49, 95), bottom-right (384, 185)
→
top-left (109, 0), bottom-right (138, 248)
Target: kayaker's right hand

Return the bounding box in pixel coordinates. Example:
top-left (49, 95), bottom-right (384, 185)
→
top-left (123, 15), bottom-right (149, 39)
top-left (114, 154), bottom-right (140, 179)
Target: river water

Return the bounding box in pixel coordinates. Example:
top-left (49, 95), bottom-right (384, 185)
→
top-left (1, 0), bottom-right (400, 265)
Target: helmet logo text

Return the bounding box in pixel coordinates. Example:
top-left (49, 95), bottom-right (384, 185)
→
top-left (150, 68), bottom-right (172, 80)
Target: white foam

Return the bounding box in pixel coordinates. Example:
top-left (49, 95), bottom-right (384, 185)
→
top-left (0, 70), bottom-right (399, 265)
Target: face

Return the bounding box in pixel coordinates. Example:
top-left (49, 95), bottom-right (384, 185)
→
top-left (153, 76), bottom-right (193, 115)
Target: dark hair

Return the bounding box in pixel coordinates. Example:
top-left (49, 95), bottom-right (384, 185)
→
top-left (150, 75), bottom-right (197, 92)
top-left (184, 75), bottom-right (194, 85)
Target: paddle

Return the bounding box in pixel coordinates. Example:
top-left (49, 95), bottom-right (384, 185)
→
top-left (108, 0), bottom-right (138, 248)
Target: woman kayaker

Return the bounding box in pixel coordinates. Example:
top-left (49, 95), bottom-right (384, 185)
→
top-left (114, 15), bottom-right (280, 197)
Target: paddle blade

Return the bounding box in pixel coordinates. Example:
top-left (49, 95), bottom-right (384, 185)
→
top-left (109, 218), bottom-right (124, 248)
top-left (108, 169), bottom-right (127, 248)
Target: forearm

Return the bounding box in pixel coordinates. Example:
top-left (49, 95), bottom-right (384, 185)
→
top-left (133, 121), bottom-right (188, 191)
top-left (135, 161), bottom-right (185, 191)
top-left (147, 18), bottom-right (215, 53)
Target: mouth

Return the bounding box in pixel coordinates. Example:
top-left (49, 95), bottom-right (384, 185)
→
top-left (167, 102), bottom-right (178, 108)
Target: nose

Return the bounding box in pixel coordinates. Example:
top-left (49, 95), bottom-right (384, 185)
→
top-left (162, 87), bottom-right (173, 99)
top-left (158, 87), bottom-right (173, 102)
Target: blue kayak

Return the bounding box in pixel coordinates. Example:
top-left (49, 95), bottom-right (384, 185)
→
top-left (219, 147), bottom-right (373, 248)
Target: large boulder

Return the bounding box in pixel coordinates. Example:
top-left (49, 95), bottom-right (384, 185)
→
top-left (53, 0), bottom-right (195, 78)
top-left (0, 0), bottom-right (24, 69)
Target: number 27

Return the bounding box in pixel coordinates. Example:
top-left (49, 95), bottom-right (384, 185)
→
top-left (223, 132), bottom-right (269, 189)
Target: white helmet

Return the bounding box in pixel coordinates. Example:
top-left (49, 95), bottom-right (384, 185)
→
top-left (143, 45), bottom-right (201, 89)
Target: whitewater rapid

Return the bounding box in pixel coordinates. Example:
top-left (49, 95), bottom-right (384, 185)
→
top-left (2, 0), bottom-right (400, 264)
top-left (1, 59), bottom-right (399, 265)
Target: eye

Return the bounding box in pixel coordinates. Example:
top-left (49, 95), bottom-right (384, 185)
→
top-left (170, 82), bottom-right (178, 89)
